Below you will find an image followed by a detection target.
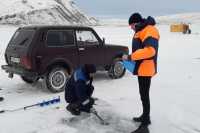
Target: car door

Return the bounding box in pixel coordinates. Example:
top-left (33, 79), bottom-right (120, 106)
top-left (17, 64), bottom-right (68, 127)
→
top-left (35, 29), bottom-right (79, 73)
top-left (75, 29), bottom-right (105, 67)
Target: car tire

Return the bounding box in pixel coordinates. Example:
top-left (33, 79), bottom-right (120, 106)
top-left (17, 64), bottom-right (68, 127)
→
top-left (108, 58), bottom-right (126, 79)
top-left (21, 76), bottom-right (39, 84)
top-left (45, 66), bottom-right (69, 93)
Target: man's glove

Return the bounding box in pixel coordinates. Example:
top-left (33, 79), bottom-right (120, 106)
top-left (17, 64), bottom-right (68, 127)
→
top-left (90, 107), bottom-right (97, 113)
top-left (89, 97), bottom-right (95, 107)
top-left (82, 98), bottom-right (94, 107)
top-left (79, 98), bottom-right (95, 113)
top-left (89, 85), bottom-right (94, 91)
top-left (122, 54), bottom-right (133, 61)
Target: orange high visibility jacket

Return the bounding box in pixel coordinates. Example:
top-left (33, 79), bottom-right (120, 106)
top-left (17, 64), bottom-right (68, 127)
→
top-left (130, 25), bottom-right (160, 76)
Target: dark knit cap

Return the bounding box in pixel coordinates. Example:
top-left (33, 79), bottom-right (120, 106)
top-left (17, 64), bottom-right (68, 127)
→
top-left (128, 13), bottom-right (143, 25)
top-left (84, 64), bottom-right (96, 74)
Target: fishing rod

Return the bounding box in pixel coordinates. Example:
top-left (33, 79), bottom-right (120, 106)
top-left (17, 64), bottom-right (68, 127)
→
top-left (90, 108), bottom-right (109, 125)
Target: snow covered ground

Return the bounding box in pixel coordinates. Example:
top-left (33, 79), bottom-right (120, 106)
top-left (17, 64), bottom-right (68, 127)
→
top-left (0, 24), bottom-right (200, 133)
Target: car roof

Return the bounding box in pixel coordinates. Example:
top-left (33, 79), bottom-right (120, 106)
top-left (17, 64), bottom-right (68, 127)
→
top-left (20, 25), bottom-right (93, 30)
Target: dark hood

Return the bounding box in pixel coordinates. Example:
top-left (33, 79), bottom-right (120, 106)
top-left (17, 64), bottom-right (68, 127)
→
top-left (135, 16), bottom-right (156, 32)
top-left (146, 16), bottom-right (156, 25)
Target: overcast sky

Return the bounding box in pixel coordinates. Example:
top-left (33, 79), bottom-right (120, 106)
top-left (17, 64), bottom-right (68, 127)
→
top-left (74, 0), bottom-right (200, 18)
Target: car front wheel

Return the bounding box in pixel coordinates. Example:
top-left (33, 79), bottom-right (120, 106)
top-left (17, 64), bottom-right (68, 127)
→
top-left (45, 66), bottom-right (69, 93)
top-left (108, 58), bottom-right (126, 79)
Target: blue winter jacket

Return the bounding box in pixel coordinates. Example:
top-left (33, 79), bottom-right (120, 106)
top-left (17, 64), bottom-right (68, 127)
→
top-left (65, 67), bottom-right (94, 105)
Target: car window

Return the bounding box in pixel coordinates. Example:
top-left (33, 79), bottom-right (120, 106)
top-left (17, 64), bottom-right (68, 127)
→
top-left (76, 30), bottom-right (99, 46)
top-left (9, 29), bottom-right (35, 47)
top-left (47, 30), bottom-right (75, 47)
top-left (63, 31), bottom-right (75, 45)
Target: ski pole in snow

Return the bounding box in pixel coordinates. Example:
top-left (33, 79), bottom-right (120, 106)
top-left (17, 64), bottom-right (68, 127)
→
top-left (90, 108), bottom-right (109, 125)
top-left (0, 96), bottom-right (61, 114)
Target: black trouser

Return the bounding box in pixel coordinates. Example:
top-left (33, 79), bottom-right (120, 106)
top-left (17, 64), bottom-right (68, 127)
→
top-left (138, 76), bottom-right (151, 119)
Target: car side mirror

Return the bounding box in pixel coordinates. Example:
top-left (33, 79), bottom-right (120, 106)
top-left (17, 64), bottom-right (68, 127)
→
top-left (102, 37), bottom-right (105, 45)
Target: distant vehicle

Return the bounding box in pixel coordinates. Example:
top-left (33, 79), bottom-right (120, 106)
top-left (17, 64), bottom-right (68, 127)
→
top-left (1, 25), bottom-right (129, 93)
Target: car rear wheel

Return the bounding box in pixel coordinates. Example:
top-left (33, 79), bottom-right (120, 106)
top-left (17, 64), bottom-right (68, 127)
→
top-left (21, 76), bottom-right (39, 84)
top-left (108, 58), bottom-right (126, 79)
top-left (45, 66), bottom-right (69, 93)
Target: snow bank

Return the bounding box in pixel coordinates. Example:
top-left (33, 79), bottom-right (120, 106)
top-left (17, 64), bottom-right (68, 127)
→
top-left (97, 12), bottom-right (200, 26)
top-left (0, 0), bottom-right (99, 25)
top-left (156, 12), bottom-right (200, 24)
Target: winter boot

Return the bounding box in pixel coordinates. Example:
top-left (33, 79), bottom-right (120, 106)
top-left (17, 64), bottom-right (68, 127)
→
top-left (133, 115), bottom-right (143, 122)
top-left (66, 103), bottom-right (80, 116)
top-left (133, 115), bottom-right (151, 125)
top-left (0, 97), bottom-right (4, 102)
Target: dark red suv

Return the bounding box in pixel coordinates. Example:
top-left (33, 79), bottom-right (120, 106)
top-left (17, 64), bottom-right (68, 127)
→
top-left (1, 25), bottom-right (129, 93)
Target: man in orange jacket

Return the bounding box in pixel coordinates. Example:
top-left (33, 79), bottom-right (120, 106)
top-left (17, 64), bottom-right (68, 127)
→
top-left (123, 13), bottom-right (159, 132)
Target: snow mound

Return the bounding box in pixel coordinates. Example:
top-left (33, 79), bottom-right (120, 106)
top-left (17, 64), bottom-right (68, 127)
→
top-left (0, 0), bottom-right (99, 25)
top-left (99, 19), bottom-right (128, 26)
top-left (156, 12), bottom-right (200, 24)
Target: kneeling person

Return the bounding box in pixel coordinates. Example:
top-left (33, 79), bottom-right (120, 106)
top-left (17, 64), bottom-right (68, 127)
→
top-left (65, 64), bottom-right (96, 115)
